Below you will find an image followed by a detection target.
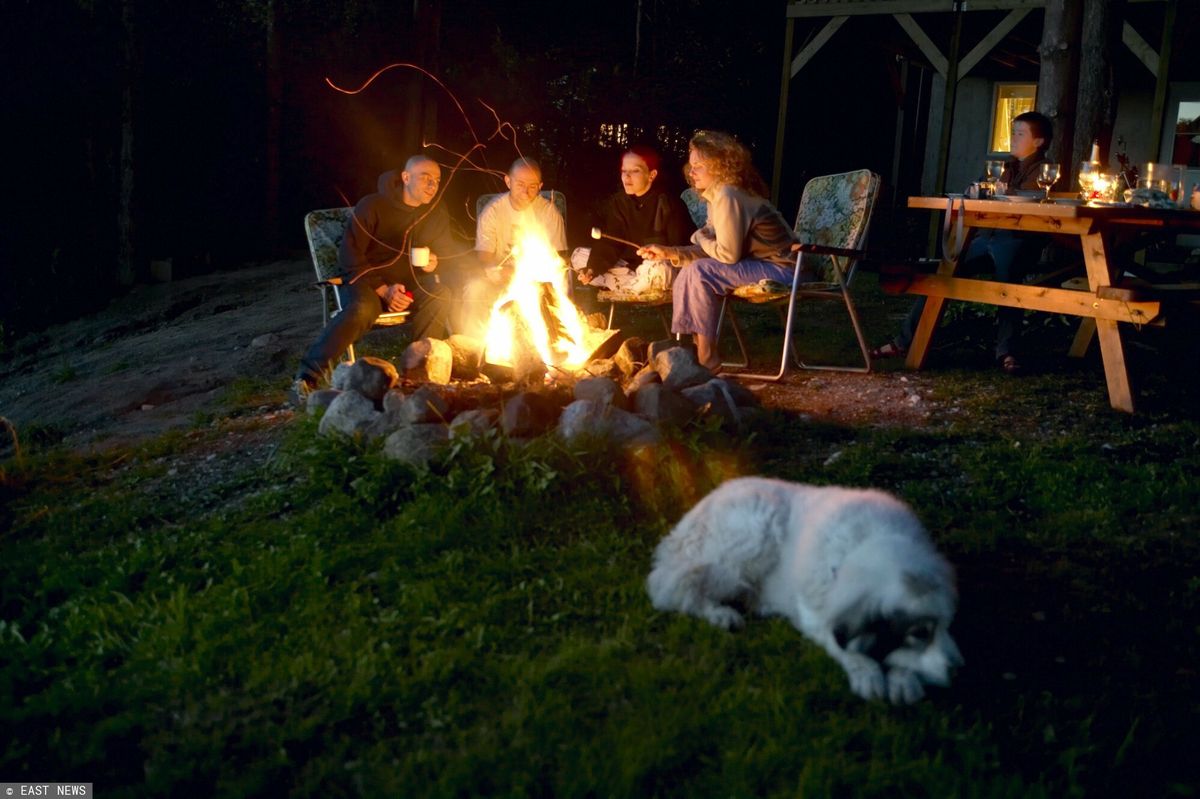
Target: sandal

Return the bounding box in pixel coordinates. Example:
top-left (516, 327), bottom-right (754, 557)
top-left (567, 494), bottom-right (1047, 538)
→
top-left (869, 341), bottom-right (907, 359)
top-left (998, 354), bottom-right (1022, 375)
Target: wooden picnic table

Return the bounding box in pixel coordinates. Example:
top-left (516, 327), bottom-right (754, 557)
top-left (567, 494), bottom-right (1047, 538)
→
top-left (904, 196), bottom-right (1200, 413)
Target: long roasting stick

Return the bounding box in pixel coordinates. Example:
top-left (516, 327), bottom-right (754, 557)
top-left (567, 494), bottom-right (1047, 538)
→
top-left (590, 227), bottom-right (643, 250)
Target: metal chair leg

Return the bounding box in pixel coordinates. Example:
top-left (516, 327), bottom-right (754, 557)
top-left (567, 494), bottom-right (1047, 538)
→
top-left (716, 296), bottom-right (750, 368)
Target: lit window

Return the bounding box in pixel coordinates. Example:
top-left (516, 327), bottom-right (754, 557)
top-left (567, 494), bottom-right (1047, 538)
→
top-left (990, 83), bottom-right (1037, 153)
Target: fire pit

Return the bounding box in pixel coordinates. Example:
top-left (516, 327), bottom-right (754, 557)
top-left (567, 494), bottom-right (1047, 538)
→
top-left (478, 228), bottom-right (619, 385)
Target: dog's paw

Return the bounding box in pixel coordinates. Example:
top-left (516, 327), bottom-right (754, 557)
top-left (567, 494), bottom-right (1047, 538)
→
top-left (886, 668), bottom-right (925, 705)
top-left (845, 660), bottom-right (886, 701)
top-left (702, 605), bottom-right (744, 630)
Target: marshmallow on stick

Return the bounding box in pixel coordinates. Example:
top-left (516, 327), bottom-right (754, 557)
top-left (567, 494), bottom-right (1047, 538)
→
top-left (590, 227), bottom-right (642, 250)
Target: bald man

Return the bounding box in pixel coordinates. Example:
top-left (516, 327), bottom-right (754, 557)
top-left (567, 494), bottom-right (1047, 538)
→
top-left (294, 155), bottom-right (459, 397)
top-left (459, 157), bottom-right (568, 337)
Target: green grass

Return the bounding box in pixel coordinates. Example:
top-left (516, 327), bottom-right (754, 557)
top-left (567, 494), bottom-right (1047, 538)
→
top-left (4, 276), bottom-right (1200, 796)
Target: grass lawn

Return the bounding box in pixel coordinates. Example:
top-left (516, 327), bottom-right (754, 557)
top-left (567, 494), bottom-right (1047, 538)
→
top-left (3, 274), bottom-right (1200, 796)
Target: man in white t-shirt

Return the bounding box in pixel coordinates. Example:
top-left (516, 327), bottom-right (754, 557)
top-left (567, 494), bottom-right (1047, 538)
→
top-left (460, 158), bottom-right (567, 337)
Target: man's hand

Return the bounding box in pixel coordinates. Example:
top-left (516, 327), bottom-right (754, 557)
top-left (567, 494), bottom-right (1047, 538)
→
top-left (421, 253), bottom-right (439, 272)
top-left (577, 268), bottom-right (594, 285)
top-left (383, 284), bottom-right (413, 313)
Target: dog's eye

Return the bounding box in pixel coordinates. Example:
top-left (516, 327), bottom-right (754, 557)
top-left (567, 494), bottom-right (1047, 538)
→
top-left (905, 622), bottom-right (934, 645)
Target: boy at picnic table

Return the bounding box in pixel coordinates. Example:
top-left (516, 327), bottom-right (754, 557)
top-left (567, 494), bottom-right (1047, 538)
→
top-left (871, 110), bottom-right (1054, 375)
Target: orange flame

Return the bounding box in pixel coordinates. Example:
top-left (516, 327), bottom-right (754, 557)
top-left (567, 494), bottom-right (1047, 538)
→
top-left (483, 228), bottom-right (589, 370)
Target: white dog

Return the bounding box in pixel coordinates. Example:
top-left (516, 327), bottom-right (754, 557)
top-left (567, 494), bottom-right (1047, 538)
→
top-left (647, 477), bottom-right (963, 704)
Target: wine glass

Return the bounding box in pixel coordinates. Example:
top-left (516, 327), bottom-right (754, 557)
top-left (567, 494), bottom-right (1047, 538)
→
top-left (1038, 163), bottom-right (1061, 203)
top-left (985, 160), bottom-right (1005, 194)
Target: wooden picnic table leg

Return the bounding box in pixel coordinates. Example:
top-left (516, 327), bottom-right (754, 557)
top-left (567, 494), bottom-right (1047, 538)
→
top-left (905, 236), bottom-right (970, 370)
top-left (1080, 230), bottom-right (1135, 413)
top-left (1069, 317), bottom-right (1096, 357)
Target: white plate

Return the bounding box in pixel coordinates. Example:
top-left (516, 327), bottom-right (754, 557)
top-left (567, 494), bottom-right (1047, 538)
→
top-left (995, 195), bottom-right (1036, 202)
top-left (1053, 198), bottom-right (1084, 206)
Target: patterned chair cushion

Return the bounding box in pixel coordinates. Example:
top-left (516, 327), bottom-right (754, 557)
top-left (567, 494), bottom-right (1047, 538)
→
top-left (793, 170), bottom-right (880, 284)
top-left (304, 207), bottom-right (354, 282)
top-left (596, 288), bottom-right (671, 305)
top-left (680, 188), bottom-right (707, 227)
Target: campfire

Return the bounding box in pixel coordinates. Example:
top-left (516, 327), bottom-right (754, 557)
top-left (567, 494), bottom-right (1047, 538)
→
top-left (481, 228), bottom-right (617, 383)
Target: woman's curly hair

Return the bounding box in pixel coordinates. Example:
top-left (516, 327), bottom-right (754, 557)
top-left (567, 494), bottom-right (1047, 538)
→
top-left (689, 130), bottom-right (770, 198)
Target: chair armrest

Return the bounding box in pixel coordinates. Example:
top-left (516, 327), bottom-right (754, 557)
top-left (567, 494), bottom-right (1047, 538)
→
top-left (792, 243), bottom-right (865, 259)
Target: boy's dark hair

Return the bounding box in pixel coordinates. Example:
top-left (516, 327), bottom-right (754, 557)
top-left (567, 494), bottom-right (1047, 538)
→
top-left (1014, 111), bottom-right (1053, 149)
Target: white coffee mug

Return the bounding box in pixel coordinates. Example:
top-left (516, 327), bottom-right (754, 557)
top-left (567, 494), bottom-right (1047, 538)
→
top-left (411, 246), bottom-right (430, 268)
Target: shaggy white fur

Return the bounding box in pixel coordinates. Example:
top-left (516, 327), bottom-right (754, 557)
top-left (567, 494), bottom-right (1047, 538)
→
top-left (647, 476), bottom-right (963, 704)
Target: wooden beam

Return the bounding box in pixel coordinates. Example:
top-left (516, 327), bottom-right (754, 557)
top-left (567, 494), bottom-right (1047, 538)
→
top-left (788, 0), bottom-right (1047, 18)
top-left (895, 13), bottom-right (947, 79)
top-left (1121, 20), bottom-right (1159, 76)
top-left (900, 274), bottom-right (1162, 323)
top-left (791, 16), bottom-right (849, 76)
top-left (958, 8), bottom-right (1031, 78)
top-left (1148, 0), bottom-right (1177, 160)
top-left (773, 17), bottom-right (796, 207)
top-left (787, 0), bottom-right (1162, 17)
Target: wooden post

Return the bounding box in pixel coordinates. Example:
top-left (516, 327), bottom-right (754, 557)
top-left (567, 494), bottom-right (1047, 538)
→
top-left (771, 17), bottom-right (796, 208)
top-left (927, 1), bottom-right (963, 257)
top-left (932, 1), bottom-right (963, 195)
top-left (1147, 0), bottom-right (1177, 161)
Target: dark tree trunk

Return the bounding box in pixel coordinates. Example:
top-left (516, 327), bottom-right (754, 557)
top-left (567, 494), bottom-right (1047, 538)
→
top-left (1036, 0), bottom-right (1082, 183)
top-left (117, 0), bottom-right (137, 285)
top-left (1072, 0), bottom-right (1125, 169)
top-left (403, 0), bottom-right (442, 156)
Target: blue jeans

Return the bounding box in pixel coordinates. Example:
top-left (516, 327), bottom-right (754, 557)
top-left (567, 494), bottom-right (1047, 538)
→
top-left (897, 230), bottom-right (1045, 359)
top-left (297, 270), bottom-right (450, 384)
top-left (672, 257), bottom-right (794, 340)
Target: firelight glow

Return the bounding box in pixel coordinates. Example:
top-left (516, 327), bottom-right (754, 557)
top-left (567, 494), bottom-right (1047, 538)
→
top-left (482, 228), bottom-right (590, 370)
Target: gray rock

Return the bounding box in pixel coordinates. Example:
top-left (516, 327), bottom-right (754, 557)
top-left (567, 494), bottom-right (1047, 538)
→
top-left (401, 338), bottom-right (453, 385)
top-left (364, 410), bottom-right (407, 441)
top-left (399, 385), bottom-right (450, 424)
top-left (250, 332), bottom-right (280, 348)
top-left (448, 408), bottom-right (499, 439)
top-left (331, 362), bottom-right (352, 390)
top-left (500, 392), bottom-right (560, 437)
top-left (627, 363), bottom-right (661, 394)
top-left (714, 378), bottom-right (760, 407)
top-left (382, 424), bottom-right (449, 467)
top-left (682, 379), bottom-right (741, 428)
top-left (654, 347), bottom-right (713, 391)
top-left (318, 390), bottom-right (382, 437)
top-left (306, 388), bottom-right (342, 416)
top-left (382, 389), bottom-right (407, 413)
top-left (447, 334), bottom-right (485, 379)
top-left (584, 358), bottom-right (620, 380)
top-left (341, 356), bottom-right (399, 403)
top-left (558, 399), bottom-right (661, 447)
top-left (648, 338), bottom-right (692, 363)
top-left (573, 376), bottom-right (626, 409)
top-left (632, 383), bottom-right (698, 427)
top-left (614, 336), bottom-right (647, 380)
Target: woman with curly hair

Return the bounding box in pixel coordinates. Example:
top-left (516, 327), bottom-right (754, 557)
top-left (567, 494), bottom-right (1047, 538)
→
top-left (639, 130), bottom-right (797, 371)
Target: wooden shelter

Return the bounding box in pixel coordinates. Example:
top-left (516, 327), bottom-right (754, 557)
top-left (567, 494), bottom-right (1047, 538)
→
top-left (772, 0), bottom-right (1195, 206)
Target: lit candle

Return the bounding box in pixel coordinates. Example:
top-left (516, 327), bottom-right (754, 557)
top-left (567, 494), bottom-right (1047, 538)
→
top-left (1089, 141), bottom-right (1100, 164)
